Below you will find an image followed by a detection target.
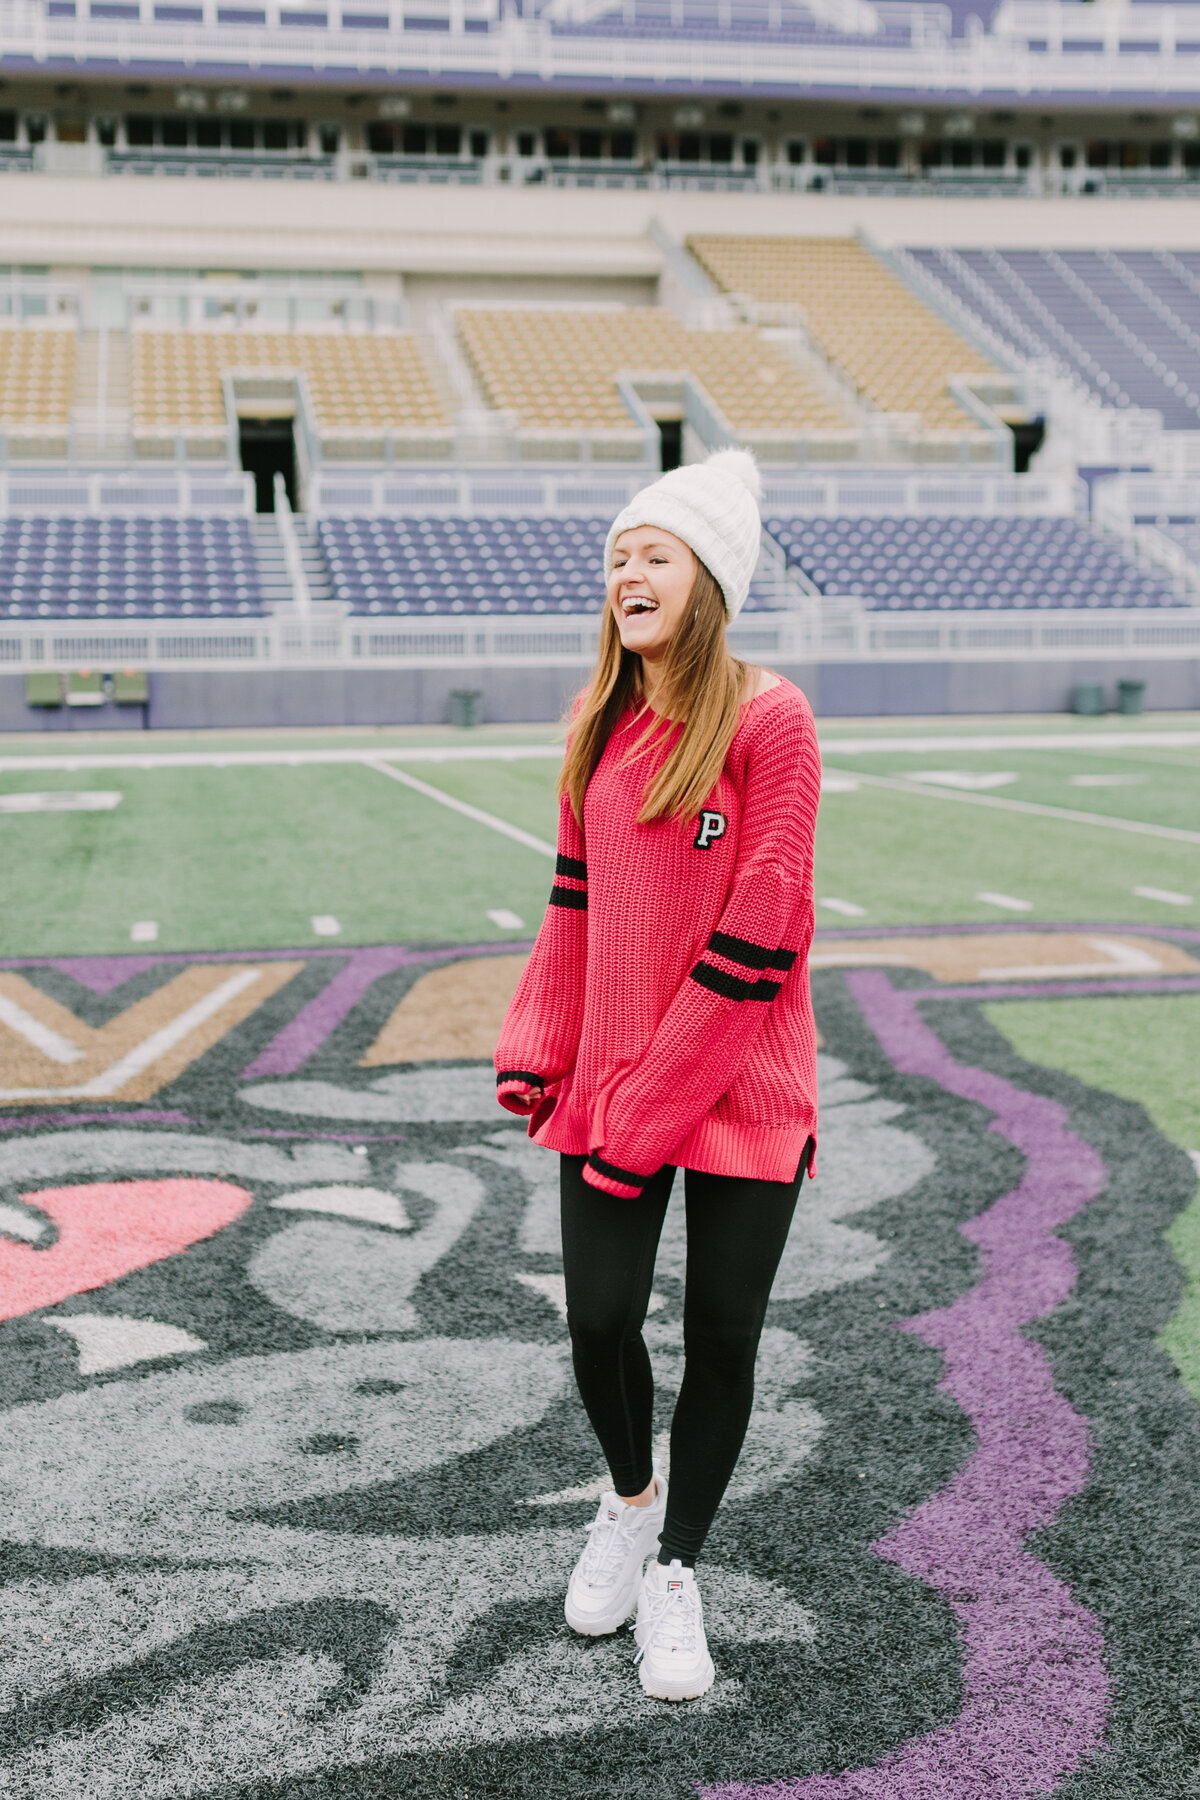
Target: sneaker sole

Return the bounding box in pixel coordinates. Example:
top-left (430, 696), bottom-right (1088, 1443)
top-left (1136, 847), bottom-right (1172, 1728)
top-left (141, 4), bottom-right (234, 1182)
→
top-left (637, 1654), bottom-right (716, 1702)
top-left (564, 1578), bottom-right (640, 1637)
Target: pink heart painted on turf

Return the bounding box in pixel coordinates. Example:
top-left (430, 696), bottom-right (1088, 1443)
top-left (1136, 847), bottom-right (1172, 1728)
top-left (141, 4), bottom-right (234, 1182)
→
top-left (0, 1180), bottom-right (253, 1321)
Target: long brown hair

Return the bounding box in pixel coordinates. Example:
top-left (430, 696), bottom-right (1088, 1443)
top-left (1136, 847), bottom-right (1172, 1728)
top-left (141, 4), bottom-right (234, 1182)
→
top-left (559, 559), bottom-right (748, 827)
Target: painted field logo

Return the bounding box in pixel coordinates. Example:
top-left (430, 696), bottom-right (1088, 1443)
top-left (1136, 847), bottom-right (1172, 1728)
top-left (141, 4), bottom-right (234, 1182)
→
top-left (694, 810), bottom-right (727, 850)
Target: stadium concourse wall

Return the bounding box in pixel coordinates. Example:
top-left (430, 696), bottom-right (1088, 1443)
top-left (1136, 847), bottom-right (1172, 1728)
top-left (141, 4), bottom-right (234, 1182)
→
top-left (3, 652), bottom-right (1199, 730)
top-left (14, 175), bottom-right (1200, 296)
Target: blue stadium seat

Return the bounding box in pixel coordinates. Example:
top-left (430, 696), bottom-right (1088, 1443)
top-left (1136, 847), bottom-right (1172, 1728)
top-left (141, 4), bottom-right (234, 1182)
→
top-left (908, 247), bottom-right (1200, 428)
top-left (763, 515), bottom-right (1185, 610)
top-left (318, 515), bottom-right (787, 616)
top-left (0, 516), bottom-right (266, 619)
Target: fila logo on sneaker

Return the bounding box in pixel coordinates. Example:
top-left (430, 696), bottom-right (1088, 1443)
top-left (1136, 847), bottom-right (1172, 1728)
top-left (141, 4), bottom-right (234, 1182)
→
top-left (694, 810), bottom-right (727, 850)
top-left (668, 1579), bottom-right (684, 1592)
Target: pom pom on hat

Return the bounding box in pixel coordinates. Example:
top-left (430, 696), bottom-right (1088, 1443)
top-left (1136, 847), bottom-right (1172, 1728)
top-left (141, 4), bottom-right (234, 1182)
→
top-left (604, 446), bottom-right (762, 620)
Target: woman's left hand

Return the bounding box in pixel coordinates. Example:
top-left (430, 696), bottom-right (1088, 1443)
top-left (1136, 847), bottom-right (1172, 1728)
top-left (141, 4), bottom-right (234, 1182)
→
top-left (496, 1077), bottom-right (546, 1116)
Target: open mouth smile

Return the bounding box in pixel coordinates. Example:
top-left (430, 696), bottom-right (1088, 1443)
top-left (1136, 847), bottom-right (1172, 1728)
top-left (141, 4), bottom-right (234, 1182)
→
top-left (621, 596), bottom-right (659, 616)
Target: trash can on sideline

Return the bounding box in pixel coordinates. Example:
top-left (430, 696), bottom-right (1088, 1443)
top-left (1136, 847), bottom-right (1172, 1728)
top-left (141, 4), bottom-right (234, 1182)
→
top-left (1116, 678), bottom-right (1146, 716)
top-left (448, 688), bottom-right (482, 729)
top-left (1071, 682), bottom-right (1106, 716)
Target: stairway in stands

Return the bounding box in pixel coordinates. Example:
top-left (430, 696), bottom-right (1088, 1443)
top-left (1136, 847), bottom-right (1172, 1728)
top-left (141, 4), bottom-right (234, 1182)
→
top-left (70, 329), bottom-right (132, 461)
top-left (248, 513), bottom-right (333, 610)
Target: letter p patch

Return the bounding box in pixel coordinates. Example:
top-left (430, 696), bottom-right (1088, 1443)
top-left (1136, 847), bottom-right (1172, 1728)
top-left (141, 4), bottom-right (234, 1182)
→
top-left (694, 809), bottom-right (727, 850)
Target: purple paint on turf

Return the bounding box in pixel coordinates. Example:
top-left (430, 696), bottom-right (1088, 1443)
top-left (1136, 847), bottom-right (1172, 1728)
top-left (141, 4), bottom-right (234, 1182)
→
top-left (238, 940), bottom-right (534, 1078)
top-left (913, 974), bottom-right (1200, 1003)
top-left (0, 1110), bottom-right (194, 1131)
top-left (706, 971), bottom-right (1109, 1800)
top-left (244, 1129), bottom-right (409, 1141)
top-left (42, 956), bottom-right (165, 994)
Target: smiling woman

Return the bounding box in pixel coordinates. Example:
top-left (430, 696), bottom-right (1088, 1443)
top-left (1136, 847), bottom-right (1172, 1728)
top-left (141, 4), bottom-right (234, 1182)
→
top-left (492, 447), bottom-right (824, 1706)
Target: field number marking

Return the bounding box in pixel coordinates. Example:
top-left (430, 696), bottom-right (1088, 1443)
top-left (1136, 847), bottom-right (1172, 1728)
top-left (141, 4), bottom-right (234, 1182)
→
top-left (487, 909), bottom-right (526, 930)
top-left (824, 768), bottom-right (1200, 847)
top-left (819, 898), bottom-right (867, 918)
top-left (976, 892), bottom-right (1034, 913)
top-left (911, 771), bottom-right (1019, 790)
top-left (311, 916), bottom-right (342, 937)
top-left (130, 922), bottom-right (158, 944)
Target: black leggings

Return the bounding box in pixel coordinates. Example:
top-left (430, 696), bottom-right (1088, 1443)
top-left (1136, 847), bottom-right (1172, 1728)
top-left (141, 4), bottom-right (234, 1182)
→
top-left (560, 1145), bottom-right (810, 1568)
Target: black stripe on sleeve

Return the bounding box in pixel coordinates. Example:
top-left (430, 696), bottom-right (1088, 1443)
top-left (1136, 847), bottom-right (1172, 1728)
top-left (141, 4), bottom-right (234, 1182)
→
top-left (587, 1152), bottom-right (650, 1189)
top-left (690, 961), bottom-right (783, 1003)
top-left (556, 853), bottom-right (588, 881)
top-left (548, 884), bottom-right (588, 910)
top-left (496, 1069), bottom-right (544, 1088)
top-left (708, 930), bottom-right (797, 973)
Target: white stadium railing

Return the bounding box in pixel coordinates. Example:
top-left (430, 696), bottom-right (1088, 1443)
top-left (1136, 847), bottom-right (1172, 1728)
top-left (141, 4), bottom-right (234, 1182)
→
top-left (3, 602), bottom-right (1198, 673)
top-left (0, 0), bottom-right (1198, 97)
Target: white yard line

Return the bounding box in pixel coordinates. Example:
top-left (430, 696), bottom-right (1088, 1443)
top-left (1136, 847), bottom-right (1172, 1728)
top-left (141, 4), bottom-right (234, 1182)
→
top-left (0, 744), bottom-right (565, 774)
top-left (0, 968), bottom-right (262, 1102)
top-left (816, 730), bottom-right (1200, 754)
top-left (827, 767), bottom-right (1200, 848)
top-left (0, 992), bottom-right (84, 1065)
top-left (2, 728), bottom-right (1200, 776)
top-left (366, 760), bottom-right (556, 859)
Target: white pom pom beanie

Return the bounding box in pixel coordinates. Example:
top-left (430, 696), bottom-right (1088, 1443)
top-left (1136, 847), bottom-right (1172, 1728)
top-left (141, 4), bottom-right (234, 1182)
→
top-left (603, 447), bottom-right (763, 621)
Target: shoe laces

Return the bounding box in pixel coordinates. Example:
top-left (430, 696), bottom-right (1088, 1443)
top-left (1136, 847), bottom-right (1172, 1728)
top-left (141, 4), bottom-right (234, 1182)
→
top-left (634, 1569), bottom-right (701, 1662)
top-left (577, 1499), bottom-right (645, 1588)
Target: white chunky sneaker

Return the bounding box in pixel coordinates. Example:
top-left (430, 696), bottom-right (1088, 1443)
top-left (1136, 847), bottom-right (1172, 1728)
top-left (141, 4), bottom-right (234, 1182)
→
top-left (564, 1478), bottom-right (666, 1637)
top-left (634, 1558), bottom-right (716, 1701)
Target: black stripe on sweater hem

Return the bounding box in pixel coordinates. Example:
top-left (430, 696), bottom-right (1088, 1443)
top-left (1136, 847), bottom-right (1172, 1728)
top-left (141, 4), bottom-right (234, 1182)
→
top-left (496, 1070), bottom-right (543, 1089)
top-left (587, 1153), bottom-right (650, 1189)
top-left (690, 961), bottom-right (783, 1003)
top-left (548, 884), bottom-right (588, 910)
top-left (708, 930), bottom-right (797, 973)
top-left (556, 853), bottom-right (587, 881)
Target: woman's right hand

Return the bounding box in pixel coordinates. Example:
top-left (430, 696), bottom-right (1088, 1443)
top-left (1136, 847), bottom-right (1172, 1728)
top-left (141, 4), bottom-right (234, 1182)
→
top-left (496, 1077), bottom-right (546, 1116)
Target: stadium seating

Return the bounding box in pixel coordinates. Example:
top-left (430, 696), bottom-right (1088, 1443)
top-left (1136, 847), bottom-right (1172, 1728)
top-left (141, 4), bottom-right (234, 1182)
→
top-left (130, 331), bottom-right (451, 436)
top-left (686, 235), bottom-right (997, 432)
top-left (907, 248), bottom-right (1200, 427)
top-left (455, 308), bottom-right (849, 438)
top-left (0, 327), bottom-right (75, 430)
top-left (0, 515), bottom-right (265, 617)
top-left (318, 515), bottom-right (786, 614)
top-left (764, 514), bottom-right (1185, 610)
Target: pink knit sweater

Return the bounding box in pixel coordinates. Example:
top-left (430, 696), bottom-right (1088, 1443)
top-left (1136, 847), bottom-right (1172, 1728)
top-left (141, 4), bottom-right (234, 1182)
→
top-left (494, 679), bottom-right (822, 1199)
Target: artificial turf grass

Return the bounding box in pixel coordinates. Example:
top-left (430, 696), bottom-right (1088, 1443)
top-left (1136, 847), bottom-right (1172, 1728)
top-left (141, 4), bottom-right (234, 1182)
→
top-left (933, 999), bottom-right (1200, 1800)
top-left (3, 749), bottom-right (1200, 958)
top-left (0, 761), bottom-right (557, 956)
top-left (984, 995), bottom-right (1200, 1407)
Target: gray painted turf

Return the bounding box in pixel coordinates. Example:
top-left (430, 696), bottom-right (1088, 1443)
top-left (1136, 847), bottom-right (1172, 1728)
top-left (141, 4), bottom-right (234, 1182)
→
top-left (6, 957), bottom-right (1193, 1795)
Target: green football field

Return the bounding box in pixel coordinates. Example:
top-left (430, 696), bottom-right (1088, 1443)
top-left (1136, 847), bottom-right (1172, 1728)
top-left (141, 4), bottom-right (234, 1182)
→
top-left (3, 709), bottom-right (1200, 1799)
top-left (0, 713), bottom-right (1197, 956)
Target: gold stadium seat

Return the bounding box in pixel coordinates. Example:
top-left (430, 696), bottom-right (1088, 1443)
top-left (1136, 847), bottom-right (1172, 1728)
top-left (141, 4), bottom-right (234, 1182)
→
top-left (455, 307), bottom-right (849, 438)
top-left (0, 327), bottom-right (76, 428)
top-left (129, 330), bottom-right (451, 436)
top-left (686, 234), bottom-right (996, 433)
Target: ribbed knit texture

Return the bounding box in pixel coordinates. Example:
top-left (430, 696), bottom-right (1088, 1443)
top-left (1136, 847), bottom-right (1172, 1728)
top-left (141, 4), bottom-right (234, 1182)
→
top-left (495, 680), bottom-right (822, 1198)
